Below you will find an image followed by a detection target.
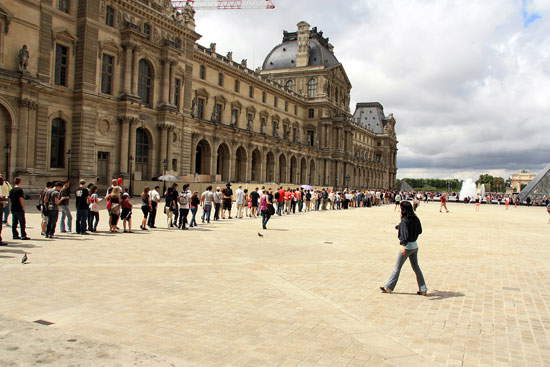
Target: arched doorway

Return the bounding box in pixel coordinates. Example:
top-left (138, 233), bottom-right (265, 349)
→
top-left (251, 149), bottom-right (261, 182)
top-left (195, 139), bottom-right (211, 175)
top-left (300, 158), bottom-right (307, 184)
top-left (136, 127), bottom-right (151, 180)
top-left (279, 154), bottom-right (287, 183)
top-left (290, 156), bottom-right (297, 184)
top-left (0, 104), bottom-right (11, 176)
top-left (266, 152), bottom-right (275, 182)
top-left (216, 143), bottom-right (230, 182)
top-left (235, 146), bottom-right (247, 182)
top-left (309, 159), bottom-right (316, 185)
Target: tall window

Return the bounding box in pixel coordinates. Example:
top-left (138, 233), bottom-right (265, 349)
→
top-left (234, 79), bottom-right (240, 93)
top-left (285, 80), bottom-right (294, 90)
top-left (106, 6), bottom-right (115, 26)
top-left (143, 23), bottom-right (151, 38)
top-left (218, 72), bottom-right (224, 86)
top-left (284, 101), bottom-right (288, 112)
top-left (231, 108), bottom-right (239, 126)
top-left (50, 118), bottom-right (66, 168)
top-left (101, 54), bottom-right (114, 95)
top-left (54, 44), bottom-right (69, 87)
top-left (294, 105), bottom-right (298, 115)
top-left (196, 98), bottom-right (205, 119)
top-left (138, 59), bottom-right (153, 105)
top-left (307, 131), bottom-right (315, 146)
top-left (58, 0), bottom-right (69, 13)
top-left (274, 96), bottom-right (278, 108)
top-left (136, 128), bottom-right (150, 179)
top-left (308, 108), bottom-right (315, 118)
top-left (307, 77), bottom-right (317, 97)
top-left (262, 91), bottom-right (266, 103)
top-left (213, 103), bottom-right (222, 122)
top-left (174, 78), bottom-right (181, 108)
top-left (249, 86), bottom-right (254, 98)
top-left (199, 65), bottom-right (206, 80)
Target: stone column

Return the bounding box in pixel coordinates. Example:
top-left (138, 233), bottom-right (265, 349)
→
top-left (131, 46), bottom-right (140, 96)
top-left (166, 127), bottom-right (173, 171)
top-left (123, 44), bottom-right (133, 95)
top-left (158, 124), bottom-right (169, 176)
top-left (168, 61), bottom-right (175, 105)
top-left (119, 117), bottom-right (130, 174)
top-left (26, 101), bottom-right (37, 169)
top-left (161, 59), bottom-right (170, 104)
top-left (16, 99), bottom-right (30, 172)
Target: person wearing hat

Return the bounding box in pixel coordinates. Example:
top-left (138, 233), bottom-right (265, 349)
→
top-left (222, 183), bottom-right (233, 219)
top-left (75, 179), bottom-right (90, 235)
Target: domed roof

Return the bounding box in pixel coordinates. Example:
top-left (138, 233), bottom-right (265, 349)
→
top-left (262, 28), bottom-right (340, 71)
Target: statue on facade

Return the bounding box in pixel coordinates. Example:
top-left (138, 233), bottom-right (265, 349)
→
top-left (191, 98), bottom-right (196, 118)
top-left (209, 42), bottom-right (216, 54)
top-left (241, 59), bottom-right (247, 68)
top-left (17, 45), bottom-right (29, 73)
top-left (183, 1), bottom-right (195, 26)
top-left (254, 67), bottom-right (261, 74)
top-left (226, 51), bottom-right (233, 61)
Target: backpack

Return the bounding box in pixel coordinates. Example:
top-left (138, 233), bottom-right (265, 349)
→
top-left (178, 192), bottom-right (189, 206)
top-left (274, 192), bottom-right (280, 200)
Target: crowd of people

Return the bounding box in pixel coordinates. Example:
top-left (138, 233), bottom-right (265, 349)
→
top-left (1, 174), bottom-right (549, 246)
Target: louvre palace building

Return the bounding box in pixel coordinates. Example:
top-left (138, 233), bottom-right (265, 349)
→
top-left (0, 0), bottom-right (397, 192)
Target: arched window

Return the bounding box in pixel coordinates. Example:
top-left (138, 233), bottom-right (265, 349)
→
top-left (138, 59), bottom-right (153, 105)
top-left (50, 118), bottom-right (66, 168)
top-left (285, 80), bottom-right (294, 90)
top-left (307, 77), bottom-right (317, 97)
top-left (135, 128), bottom-right (150, 179)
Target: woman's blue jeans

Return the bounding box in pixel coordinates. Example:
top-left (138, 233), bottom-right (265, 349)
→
top-left (385, 248), bottom-right (427, 292)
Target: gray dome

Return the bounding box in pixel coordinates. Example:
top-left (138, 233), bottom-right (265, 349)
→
top-left (262, 38), bottom-right (340, 70)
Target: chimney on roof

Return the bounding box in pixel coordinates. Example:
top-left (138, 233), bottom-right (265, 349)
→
top-left (296, 21), bottom-right (310, 68)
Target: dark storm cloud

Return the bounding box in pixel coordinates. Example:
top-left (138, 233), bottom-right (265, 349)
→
top-left (194, 0), bottom-right (550, 179)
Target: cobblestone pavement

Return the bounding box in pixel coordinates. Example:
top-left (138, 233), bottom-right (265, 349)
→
top-left (0, 202), bottom-right (548, 366)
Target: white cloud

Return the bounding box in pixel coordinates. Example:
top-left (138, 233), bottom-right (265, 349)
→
top-left (191, 0), bottom-right (550, 180)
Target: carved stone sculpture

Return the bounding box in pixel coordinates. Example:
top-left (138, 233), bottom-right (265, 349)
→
top-left (226, 51), bottom-right (233, 61)
top-left (209, 42), bottom-right (216, 54)
top-left (17, 45), bottom-right (29, 72)
top-left (241, 59), bottom-right (247, 68)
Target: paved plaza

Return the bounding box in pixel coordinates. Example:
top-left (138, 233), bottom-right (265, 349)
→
top-left (0, 202), bottom-right (548, 366)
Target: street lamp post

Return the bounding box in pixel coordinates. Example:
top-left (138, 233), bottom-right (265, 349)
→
top-left (66, 149), bottom-right (72, 182)
top-left (129, 155), bottom-right (134, 197)
top-left (162, 159), bottom-right (168, 195)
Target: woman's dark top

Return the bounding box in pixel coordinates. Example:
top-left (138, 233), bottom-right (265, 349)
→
top-left (397, 216), bottom-right (422, 245)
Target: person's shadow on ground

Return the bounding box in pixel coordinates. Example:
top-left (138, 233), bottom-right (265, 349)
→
top-left (391, 290), bottom-right (465, 300)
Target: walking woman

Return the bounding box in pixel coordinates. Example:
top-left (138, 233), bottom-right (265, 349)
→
top-left (140, 187), bottom-right (151, 230)
top-left (189, 191), bottom-right (200, 227)
top-left (259, 188), bottom-right (275, 230)
top-left (120, 193), bottom-right (133, 233)
top-left (87, 185), bottom-right (101, 232)
top-left (380, 201), bottom-right (428, 296)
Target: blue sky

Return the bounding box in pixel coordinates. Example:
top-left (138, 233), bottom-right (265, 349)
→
top-left (193, 0), bottom-right (550, 179)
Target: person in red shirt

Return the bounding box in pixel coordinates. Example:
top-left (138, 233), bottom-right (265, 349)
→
top-left (295, 189), bottom-right (303, 213)
top-left (284, 188), bottom-right (293, 214)
top-left (439, 193), bottom-right (450, 213)
top-left (276, 186), bottom-right (285, 216)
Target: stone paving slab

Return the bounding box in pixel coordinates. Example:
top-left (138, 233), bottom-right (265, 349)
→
top-left (0, 202), bottom-right (548, 366)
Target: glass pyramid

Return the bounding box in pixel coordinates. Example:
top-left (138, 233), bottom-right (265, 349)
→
top-left (519, 163), bottom-right (550, 201)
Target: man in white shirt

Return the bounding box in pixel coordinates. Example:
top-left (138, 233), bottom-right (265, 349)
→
top-left (148, 185), bottom-right (161, 228)
top-left (0, 175), bottom-right (12, 225)
top-left (235, 185), bottom-right (245, 219)
top-left (177, 184), bottom-right (191, 229)
top-left (200, 186), bottom-right (214, 223)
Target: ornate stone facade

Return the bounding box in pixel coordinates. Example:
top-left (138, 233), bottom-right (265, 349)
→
top-left (0, 0), bottom-right (397, 191)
